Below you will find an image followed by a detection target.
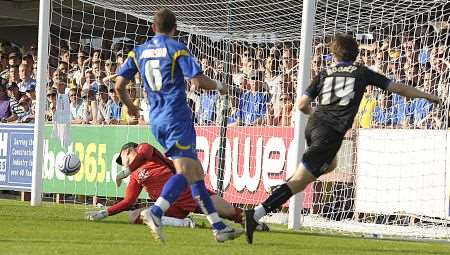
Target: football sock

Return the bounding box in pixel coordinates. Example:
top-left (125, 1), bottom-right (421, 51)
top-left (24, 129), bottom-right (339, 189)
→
top-left (254, 183), bottom-right (293, 222)
top-left (191, 180), bottom-right (227, 230)
top-left (253, 205), bottom-right (266, 222)
top-left (151, 174), bottom-right (188, 218)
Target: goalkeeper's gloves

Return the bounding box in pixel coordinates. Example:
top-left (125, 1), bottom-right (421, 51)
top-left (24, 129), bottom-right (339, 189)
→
top-left (86, 210), bottom-right (108, 221)
top-left (115, 167), bottom-right (131, 187)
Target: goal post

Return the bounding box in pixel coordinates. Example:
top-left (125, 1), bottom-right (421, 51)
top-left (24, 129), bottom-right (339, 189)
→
top-left (31, 0), bottom-right (51, 206)
top-left (288, 0), bottom-right (316, 230)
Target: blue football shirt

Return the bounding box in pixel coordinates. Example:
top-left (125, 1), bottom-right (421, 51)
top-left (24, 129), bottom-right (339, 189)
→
top-left (117, 34), bottom-right (202, 124)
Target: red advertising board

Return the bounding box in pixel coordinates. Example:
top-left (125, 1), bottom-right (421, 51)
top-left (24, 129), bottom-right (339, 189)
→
top-left (196, 126), bottom-right (313, 207)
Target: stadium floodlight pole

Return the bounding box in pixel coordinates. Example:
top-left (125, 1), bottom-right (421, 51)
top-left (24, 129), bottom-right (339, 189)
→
top-left (288, 0), bottom-right (316, 229)
top-left (31, 0), bottom-right (51, 206)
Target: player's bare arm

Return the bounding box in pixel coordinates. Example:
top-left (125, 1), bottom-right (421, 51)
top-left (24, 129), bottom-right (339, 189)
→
top-left (115, 75), bottom-right (141, 116)
top-left (387, 83), bottom-right (441, 104)
top-left (190, 74), bottom-right (227, 94)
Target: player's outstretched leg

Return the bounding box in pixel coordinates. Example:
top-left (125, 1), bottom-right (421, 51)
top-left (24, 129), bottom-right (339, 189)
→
top-left (244, 163), bottom-right (316, 244)
top-left (191, 179), bottom-right (243, 242)
top-left (210, 194), bottom-right (270, 231)
top-left (143, 173), bottom-right (189, 242)
top-left (176, 157), bottom-right (243, 242)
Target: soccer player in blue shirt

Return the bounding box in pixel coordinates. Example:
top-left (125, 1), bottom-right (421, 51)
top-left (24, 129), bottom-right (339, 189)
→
top-left (114, 8), bottom-right (243, 243)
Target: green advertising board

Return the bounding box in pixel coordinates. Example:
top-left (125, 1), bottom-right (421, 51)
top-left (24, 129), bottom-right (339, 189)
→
top-left (43, 125), bottom-right (163, 198)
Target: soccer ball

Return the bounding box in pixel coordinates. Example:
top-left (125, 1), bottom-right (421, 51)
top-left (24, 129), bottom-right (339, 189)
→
top-left (57, 153), bottom-right (81, 176)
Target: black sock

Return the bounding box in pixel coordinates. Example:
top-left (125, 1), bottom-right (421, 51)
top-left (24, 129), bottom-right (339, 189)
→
top-left (262, 183), bottom-right (293, 213)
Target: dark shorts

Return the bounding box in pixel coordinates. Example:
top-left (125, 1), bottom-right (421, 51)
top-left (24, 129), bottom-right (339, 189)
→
top-left (301, 119), bottom-right (345, 178)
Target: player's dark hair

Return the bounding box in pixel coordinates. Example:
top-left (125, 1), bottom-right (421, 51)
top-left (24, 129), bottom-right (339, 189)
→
top-left (330, 34), bottom-right (359, 62)
top-left (153, 8), bottom-right (177, 34)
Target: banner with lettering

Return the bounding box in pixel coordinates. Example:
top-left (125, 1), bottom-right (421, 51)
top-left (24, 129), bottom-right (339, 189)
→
top-left (43, 125), bottom-right (160, 198)
top-left (0, 125), bottom-right (34, 191)
top-left (196, 127), bottom-right (299, 204)
top-left (42, 125), bottom-right (303, 205)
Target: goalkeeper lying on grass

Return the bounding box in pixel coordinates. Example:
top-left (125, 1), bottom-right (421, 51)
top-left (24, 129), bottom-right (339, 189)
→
top-left (86, 142), bottom-right (268, 231)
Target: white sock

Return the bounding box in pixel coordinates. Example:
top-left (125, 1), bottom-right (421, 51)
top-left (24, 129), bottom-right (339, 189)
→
top-left (253, 205), bottom-right (266, 222)
top-left (206, 212), bottom-right (222, 226)
top-left (161, 216), bottom-right (193, 228)
top-left (154, 197), bottom-right (170, 212)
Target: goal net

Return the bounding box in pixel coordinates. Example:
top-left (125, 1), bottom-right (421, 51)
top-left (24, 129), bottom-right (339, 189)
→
top-left (42, 0), bottom-right (450, 240)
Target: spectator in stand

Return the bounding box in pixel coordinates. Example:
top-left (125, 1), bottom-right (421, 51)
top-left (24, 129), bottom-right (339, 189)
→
top-left (265, 46), bottom-right (281, 80)
top-left (82, 69), bottom-right (98, 93)
top-left (25, 86), bottom-right (36, 115)
top-left (92, 61), bottom-right (103, 77)
top-left (17, 95), bottom-right (34, 123)
top-left (392, 91), bottom-right (411, 128)
top-left (9, 66), bottom-right (20, 85)
top-left (272, 73), bottom-right (295, 126)
top-left (231, 70), bottom-right (270, 126)
top-left (120, 83), bottom-right (139, 125)
top-left (279, 94), bottom-right (294, 127)
top-left (103, 60), bottom-right (117, 89)
top-left (69, 88), bottom-right (83, 124)
top-left (282, 46), bottom-right (297, 77)
top-left (409, 96), bottom-right (434, 128)
top-left (109, 88), bottom-right (122, 124)
top-left (61, 49), bottom-right (71, 64)
top-left (8, 51), bottom-right (21, 68)
top-left (32, 61), bottom-right (38, 79)
top-left (30, 45), bottom-right (38, 62)
top-left (92, 49), bottom-right (102, 63)
top-left (311, 43), bottom-right (325, 77)
top-left (232, 49), bottom-right (253, 90)
top-left (18, 64), bottom-right (36, 92)
top-left (0, 52), bottom-right (7, 72)
top-left (226, 93), bottom-right (240, 126)
top-left (115, 51), bottom-right (125, 66)
top-left (373, 92), bottom-right (394, 128)
top-left (355, 86), bottom-right (377, 128)
top-left (22, 54), bottom-right (34, 73)
top-left (6, 82), bottom-right (25, 123)
top-left (0, 82), bottom-right (11, 122)
top-left (58, 61), bottom-right (70, 75)
top-left (95, 71), bottom-right (107, 87)
top-left (46, 87), bottom-right (57, 121)
top-left (54, 80), bottom-right (70, 124)
top-left (200, 57), bottom-right (214, 78)
top-left (73, 50), bottom-right (90, 86)
top-left (197, 90), bottom-right (219, 125)
top-left (403, 61), bottom-right (420, 87)
top-left (79, 88), bottom-right (97, 124)
top-left (96, 85), bottom-right (113, 124)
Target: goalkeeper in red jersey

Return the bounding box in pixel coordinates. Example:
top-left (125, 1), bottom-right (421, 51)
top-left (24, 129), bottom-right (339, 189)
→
top-left (86, 142), bottom-right (265, 229)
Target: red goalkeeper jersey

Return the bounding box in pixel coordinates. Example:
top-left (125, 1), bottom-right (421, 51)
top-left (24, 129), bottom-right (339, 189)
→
top-left (107, 143), bottom-right (199, 218)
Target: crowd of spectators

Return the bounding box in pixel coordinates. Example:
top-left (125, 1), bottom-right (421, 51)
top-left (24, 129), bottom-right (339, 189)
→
top-left (0, 27), bottom-right (448, 130)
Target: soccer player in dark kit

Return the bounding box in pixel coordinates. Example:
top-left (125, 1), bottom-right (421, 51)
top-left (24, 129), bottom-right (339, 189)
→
top-left (244, 34), bottom-right (441, 244)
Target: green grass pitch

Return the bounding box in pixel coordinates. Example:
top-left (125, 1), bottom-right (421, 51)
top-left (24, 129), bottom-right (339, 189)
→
top-left (0, 199), bottom-right (449, 255)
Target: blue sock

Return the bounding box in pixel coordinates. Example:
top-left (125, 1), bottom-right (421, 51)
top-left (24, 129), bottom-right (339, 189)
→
top-left (191, 180), bottom-right (227, 230)
top-left (151, 174), bottom-right (188, 218)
